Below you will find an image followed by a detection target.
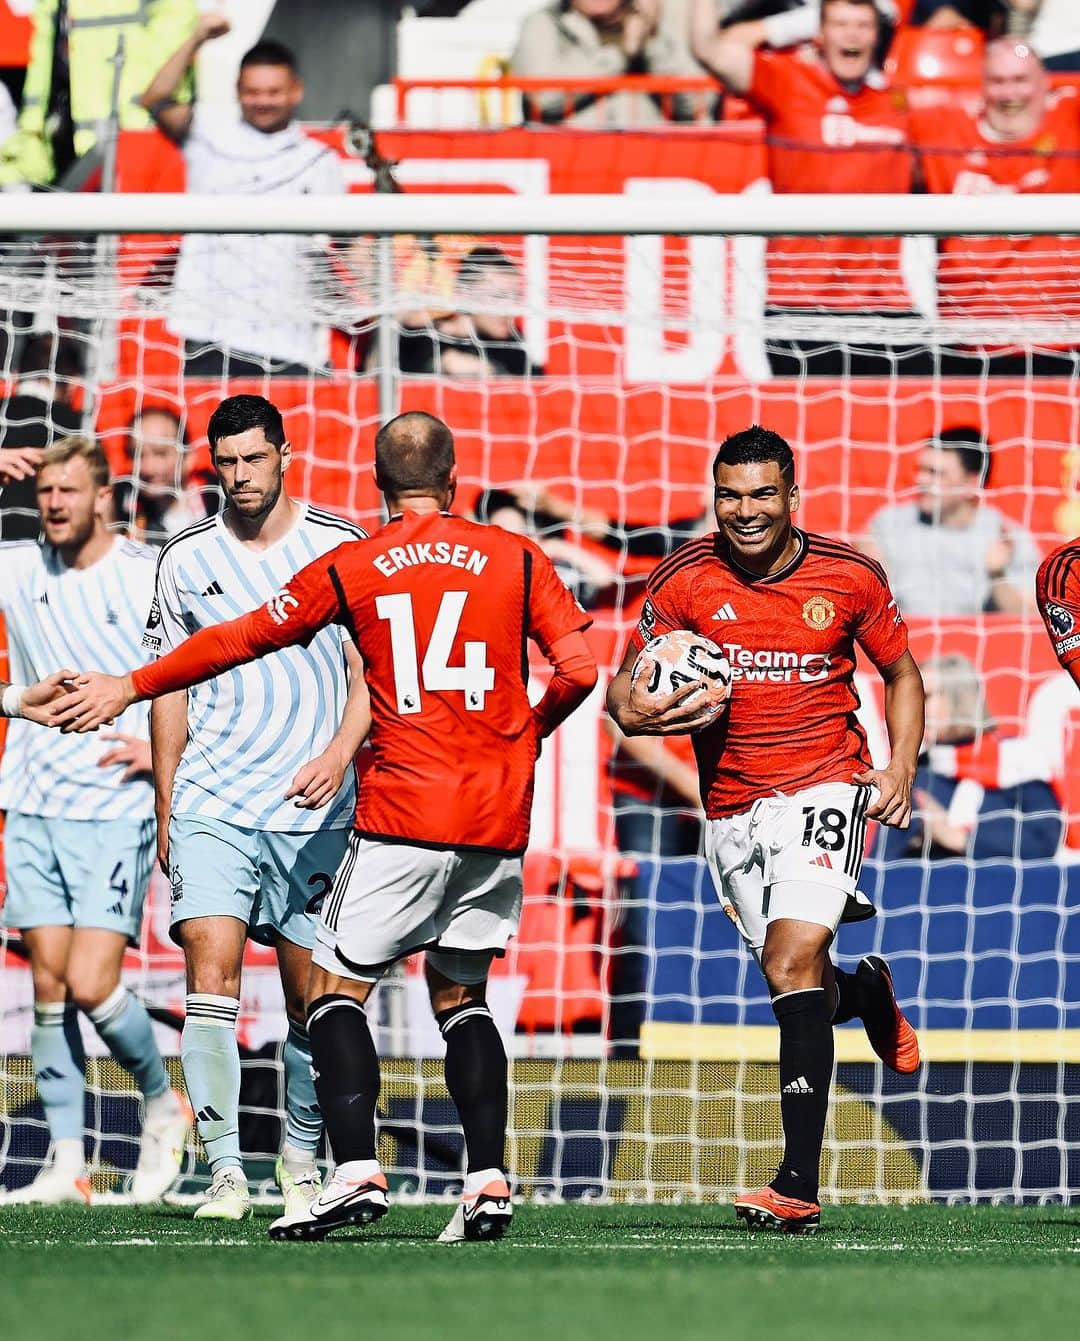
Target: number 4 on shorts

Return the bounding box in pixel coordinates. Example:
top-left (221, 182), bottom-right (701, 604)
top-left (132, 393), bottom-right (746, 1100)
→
top-left (376, 590), bottom-right (495, 715)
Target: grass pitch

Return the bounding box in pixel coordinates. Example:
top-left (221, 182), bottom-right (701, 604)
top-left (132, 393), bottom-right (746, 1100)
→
top-left (2, 1203), bottom-right (1078, 1341)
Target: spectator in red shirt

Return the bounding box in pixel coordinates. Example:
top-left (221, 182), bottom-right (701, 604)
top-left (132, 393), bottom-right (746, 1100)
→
top-left (692, 0), bottom-right (930, 376)
top-left (913, 38), bottom-right (1080, 375)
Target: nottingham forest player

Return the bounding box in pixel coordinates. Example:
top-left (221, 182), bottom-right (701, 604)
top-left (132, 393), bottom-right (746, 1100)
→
top-left (607, 425), bottom-right (924, 1234)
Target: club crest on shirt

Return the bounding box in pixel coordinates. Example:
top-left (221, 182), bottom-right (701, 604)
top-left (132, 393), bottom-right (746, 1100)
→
top-left (802, 595), bottom-right (836, 631)
top-left (1047, 602), bottom-right (1074, 639)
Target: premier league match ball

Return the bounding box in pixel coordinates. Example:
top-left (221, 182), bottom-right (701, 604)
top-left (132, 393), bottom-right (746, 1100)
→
top-left (631, 630), bottom-right (732, 724)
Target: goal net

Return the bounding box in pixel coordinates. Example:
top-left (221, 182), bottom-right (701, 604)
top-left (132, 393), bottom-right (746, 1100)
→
top-left (1, 186), bottom-right (1078, 1205)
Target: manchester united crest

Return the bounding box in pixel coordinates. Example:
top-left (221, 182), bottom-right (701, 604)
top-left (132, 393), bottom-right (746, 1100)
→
top-left (803, 595), bottom-right (836, 630)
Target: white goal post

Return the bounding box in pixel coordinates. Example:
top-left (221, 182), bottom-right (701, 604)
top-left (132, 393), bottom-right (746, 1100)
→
top-left (3, 191), bottom-right (1080, 234)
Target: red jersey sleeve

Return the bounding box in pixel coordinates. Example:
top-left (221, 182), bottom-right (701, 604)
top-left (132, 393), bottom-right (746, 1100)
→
top-left (748, 50), bottom-right (787, 118)
top-left (131, 547), bottom-right (345, 699)
top-left (852, 560), bottom-right (909, 670)
top-left (1037, 542), bottom-right (1080, 673)
top-left (526, 540), bottom-right (593, 655)
top-left (629, 572), bottom-right (686, 654)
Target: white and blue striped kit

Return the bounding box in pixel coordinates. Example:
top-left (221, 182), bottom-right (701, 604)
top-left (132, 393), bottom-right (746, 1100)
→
top-left (0, 538), bottom-right (155, 822)
top-left (146, 506), bottom-right (364, 833)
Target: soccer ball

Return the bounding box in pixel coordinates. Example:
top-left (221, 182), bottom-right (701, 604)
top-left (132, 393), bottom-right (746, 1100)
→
top-left (631, 629), bottom-right (732, 723)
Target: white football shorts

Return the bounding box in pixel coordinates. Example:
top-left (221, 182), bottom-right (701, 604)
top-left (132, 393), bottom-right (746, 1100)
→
top-left (313, 833), bottom-right (523, 984)
top-left (705, 781), bottom-right (876, 961)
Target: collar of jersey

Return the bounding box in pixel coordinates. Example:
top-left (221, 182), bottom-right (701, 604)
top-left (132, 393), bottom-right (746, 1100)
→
top-left (385, 510), bottom-right (455, 523)
top-left (216, 500), bottom-right (308, 556)
top-left (45, 533), bottom-right (123, 577)
top-left (722, 527), bottom-right (808, 585)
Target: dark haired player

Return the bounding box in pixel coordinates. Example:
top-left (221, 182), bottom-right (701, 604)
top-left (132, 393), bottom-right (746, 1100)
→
top-left (52, 411), bottom-right (598, 1244)
top-left (138, 393), bottom-right (369, 1224)
top-left (607, 425), bottom-right (925, 1233)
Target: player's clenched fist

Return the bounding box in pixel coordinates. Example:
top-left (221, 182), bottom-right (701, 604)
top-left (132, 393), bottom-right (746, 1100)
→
top-left (286, 746), bottom-right (350, 811)
top-left (852, 763), bottom-right (915, 831)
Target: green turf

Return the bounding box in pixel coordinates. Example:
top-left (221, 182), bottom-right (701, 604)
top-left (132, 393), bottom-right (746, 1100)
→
top-left (1, 1204), bottom-right (1078, 1341)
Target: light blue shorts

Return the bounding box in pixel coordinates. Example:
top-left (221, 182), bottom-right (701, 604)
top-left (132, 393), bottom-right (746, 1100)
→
top-left (167, 815), bottom-right (350, 950)
top-left (2, 812), bottom-right (155, 943)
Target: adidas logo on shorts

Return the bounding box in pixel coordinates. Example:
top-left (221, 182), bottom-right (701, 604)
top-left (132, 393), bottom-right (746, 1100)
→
top-left (782, 1076), bottom-right (813, 1095)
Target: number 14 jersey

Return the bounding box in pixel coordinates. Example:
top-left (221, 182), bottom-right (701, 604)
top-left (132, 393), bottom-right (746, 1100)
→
top-left (257, 511), bottom-right (590, 854)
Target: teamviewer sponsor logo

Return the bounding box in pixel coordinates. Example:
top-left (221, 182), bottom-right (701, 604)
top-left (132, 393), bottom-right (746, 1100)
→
top-left (718, 642), bottom-right (832, 684)
top-left (267, 588), bottom-right (299, 625)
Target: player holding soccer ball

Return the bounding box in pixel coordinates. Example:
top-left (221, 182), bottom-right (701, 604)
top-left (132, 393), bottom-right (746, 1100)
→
top-left (607, 425), bottom-right (925, 1235)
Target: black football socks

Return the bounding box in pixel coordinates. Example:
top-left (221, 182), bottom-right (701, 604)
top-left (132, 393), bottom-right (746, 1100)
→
top-left (770, 986), bottom-right (833, 1203)
top-left (437, 1001), bottom-right (508, 1174)
top-left (307, 994), bottom-right (380, 1163)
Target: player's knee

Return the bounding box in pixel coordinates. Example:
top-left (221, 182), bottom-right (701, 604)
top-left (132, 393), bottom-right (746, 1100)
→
top-left (66, 967), bottom-right (119, 1015)
top-left (761, 946), bottom-right (821, 998)
top-left (30, 968), bottom-right (68, 1006)
top-left (186, 962), bottom-right (241, 1000)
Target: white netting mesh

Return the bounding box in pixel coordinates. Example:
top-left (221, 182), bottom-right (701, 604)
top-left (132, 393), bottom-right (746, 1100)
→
top-left (1, 216), bottom-right (1078, 1204)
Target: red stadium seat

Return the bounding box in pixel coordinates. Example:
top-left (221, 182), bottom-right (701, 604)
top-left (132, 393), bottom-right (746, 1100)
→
top-left (885, 25), bottom-right (985, 86)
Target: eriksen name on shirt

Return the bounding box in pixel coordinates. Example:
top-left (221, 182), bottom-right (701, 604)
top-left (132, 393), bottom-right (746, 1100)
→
top-left (372, 541), bottom-right (489, 580)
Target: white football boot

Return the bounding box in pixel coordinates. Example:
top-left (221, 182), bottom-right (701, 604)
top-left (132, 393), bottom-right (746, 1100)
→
top-left (270, 1168), bottom-right (388, 1242)
top-left (0, 1160), bottom-right (92, 1206)
top-left (130, 1091), bottom-right (193, 1203)
top-left (268, 1154), bottom-right (323, 1239)
top-left (193, 1166), bottom-right (251, 1220)
top-left (438, 1174), bottom-right (512, 1243)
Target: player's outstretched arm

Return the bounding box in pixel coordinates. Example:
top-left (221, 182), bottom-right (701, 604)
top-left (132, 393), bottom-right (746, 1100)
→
top-left (1, 671), bottom-right (77, 726)
top-left (287, 643), bottom-right (372, 811)
top-left (853, 650), bottom-right (925, 830)
top-left (606, 645), bottom-right (720, 737)
top-left (52, 573), bottom-right (336, 734)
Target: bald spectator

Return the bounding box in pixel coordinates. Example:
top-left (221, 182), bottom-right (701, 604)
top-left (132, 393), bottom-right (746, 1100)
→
top-left (860, 428), bottom-right (1040, 616)
top-left (912, 38), bottom-right (1080, 374)
top-left (510, 1), bottom-right (704, 125)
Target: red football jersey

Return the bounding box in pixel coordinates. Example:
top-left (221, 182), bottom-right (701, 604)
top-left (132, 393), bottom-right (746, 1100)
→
top-left (1036, 538), bottom-right (1080, 674)
top-left (912, 91), bottom-right (1080, 321)
top-left (749, 51), bottom-right (913, 312)
top-left (628, 529), bottom-right (909, 819)
top-left (144, 511), bottom-right (591, 854)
